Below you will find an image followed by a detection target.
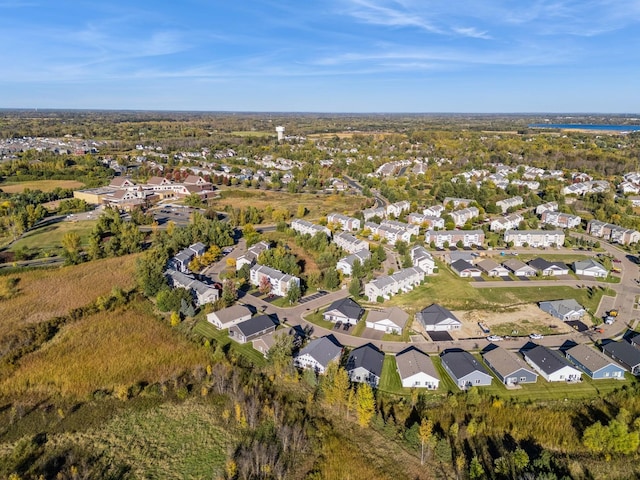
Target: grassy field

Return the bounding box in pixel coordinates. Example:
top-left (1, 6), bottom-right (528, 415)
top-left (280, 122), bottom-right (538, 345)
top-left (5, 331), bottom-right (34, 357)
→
top-left (0, 254), bottom-right (138, 347)
top-left (7, 219), bottom-right (97, 254)
top-left (213, 188), bottom-right (371, 219)
top-left (191, 318), bottom-right (267, 366)
top-left (385, 259), bottom-right (613, 314)
top-left (0, 300), bottom-right (210, 400)
top-left (302, 311), bottom-right (336, 330)
top-left (0, 180), bottom-right (85, 193)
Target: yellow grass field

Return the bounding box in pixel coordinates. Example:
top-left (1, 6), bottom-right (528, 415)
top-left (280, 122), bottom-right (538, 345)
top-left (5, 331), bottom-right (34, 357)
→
top-left (214, 189), bottom-right (371, 219)
top-left (0, 255), bottom-right (138, 343)
top-left (0, 180), bottom-right (85, 193)
top-left (0, 301), bottom-right (210, 400)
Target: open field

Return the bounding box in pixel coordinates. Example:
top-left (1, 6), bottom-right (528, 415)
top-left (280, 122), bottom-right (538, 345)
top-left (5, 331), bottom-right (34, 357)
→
top-left (213, 188), bottom-right (371, 219)
top-left (0, 300), bottom-right (210, 400)
top-left (0, 180), bottom-right (85, 193)
top-left (7, 219), bottom-right (97, 254)
top-left (0, 254), bottom-right (138, 346)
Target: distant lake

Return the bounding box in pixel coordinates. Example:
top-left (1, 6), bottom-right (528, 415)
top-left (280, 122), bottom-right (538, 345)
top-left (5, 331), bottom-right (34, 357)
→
top-left (529, 123), bottom-right (640, 132)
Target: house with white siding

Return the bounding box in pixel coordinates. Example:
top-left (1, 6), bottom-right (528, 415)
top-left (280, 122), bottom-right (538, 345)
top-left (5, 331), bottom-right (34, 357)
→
top-left (423, 205), bottom-right (445, 217)
top-left (293, 335), bottom-right (343, 374)
top-left (396, 347), bottom-right (440, 389)
top-left (524, 345), bottom-right (582, 382)
top-left (425, 230), bottom-right (485, 248)
top-left (366, 307), bottom-right (409, 334)
top-left (327, 213), bottom-right (361, 231)
top-left (336, 250), bottom-right (371, 276)
top-left (364, 267), bottom-right (426, 301)
top-left (236, 241), bottom-right (270, 270)
top-left (407, 213), bottom-right (445, 229)
top-left (416, 304), bottom-right (462, 331)
top-left (496, 196), bottom-right (523, 213)
top-left (333, 231), bottom-right (369, 254)
top-left (387, 200), bottom-right (411, 218)
top-left (504, 229), bottom-right (565, 248)
top-left (536, 201), bottom-right (558, 215)
top-left (249, 264), bottom-right (300, 297)
top-left (362, 206), bottom-right (387, 221)
top-left (290, 219), bottom-right (331, 237)
top-left (540, 211), bottom-right (582, 229)
top-left (450, 207), bottom-right (479, 226)
top-left (410, 245), bottom-right (436, 274)
top-left (490, 213), bottom-right (523, 232)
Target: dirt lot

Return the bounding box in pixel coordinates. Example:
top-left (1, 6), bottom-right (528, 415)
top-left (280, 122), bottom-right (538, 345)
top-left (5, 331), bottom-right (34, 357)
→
top-left (452, 304), bottom-right (579, 338)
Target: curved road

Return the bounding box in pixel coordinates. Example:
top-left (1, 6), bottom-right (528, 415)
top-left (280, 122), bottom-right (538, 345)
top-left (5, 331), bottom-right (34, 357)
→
top-left (224, 232), bottom-right (639, 354)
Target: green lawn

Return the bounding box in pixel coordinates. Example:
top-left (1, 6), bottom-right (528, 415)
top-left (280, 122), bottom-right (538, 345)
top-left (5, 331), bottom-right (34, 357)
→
top-left (378, 355), bottom-right (406, 395)
top-left (351, 319), bottom-right (367, 337)
top-left (8, 219), bottom-right (97, 255)
top-left (303, 311), bottom-right (336, 330)
top-left (192, 319), bottom-right (266, 366)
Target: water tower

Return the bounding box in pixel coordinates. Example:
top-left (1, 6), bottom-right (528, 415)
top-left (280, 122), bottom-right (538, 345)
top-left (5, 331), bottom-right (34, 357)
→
top-left (275, 126), bottom-right (285, 141)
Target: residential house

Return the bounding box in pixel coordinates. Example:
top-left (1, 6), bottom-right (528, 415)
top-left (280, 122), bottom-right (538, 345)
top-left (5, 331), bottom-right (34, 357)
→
top-left (407, 214), bottom-right (445, 229)
top-left (566, 344), bottom-right (626, 380)
top-left (293, 335), bottom-right (343, 374)
top-left (327, 213), bottom-right (361, 231)
top-left (483, 347), bottom-right (538, 386)
top-left (252, 327), bottom-right (303, 358)
top-left (346, 344), bottom-right (385, 387)
top-left (490, 213), bottom-right (523, 232)
top-left (602, 341), bottom-right (640, 375)
top-left (528, 258), bottom-right (570, 276)
top-left (630, 333), bottom-right (640, 349)
top-left (425, 230), bottom-right (485, 248)
top-left (165, 269), bottom-right (219, 306)
top-left (362, 206), bottom-right (386, 221)
top-left (236, 241), bottom-right (270, 270)
top-left (395, 347), bottom-right (440, 389)
top-left (536, 201), bottom-right (558, 215)
top-left (249, 264), bottom-right (300, 297)
top-left (169, 242), bottom-right (207, 273)
top-left (206, 304), bottom-right (252, 329)
top-left (440, 350), bottom-right (493, 390)
top-left (381, 219), bottom-right (420, 237)
top-left (387, 200), bottom-right (411, 218)
top-left (333, 231), bottom-right (369, 254)
top-left (451, 207), bottom-right (479, 227)
top-left (446, 251), bottom-right (475, 265)
top-left (573, 259), bottom-right (608, 278)
top-left (365, 307), bottom-right (409, 334)
top-left (228, 314), bottom-right (278, 344)
top-left (365, 221), bottom-right (412, 245)
top-left (323, 297), bottom-right (364, 325)
top-left (291, 219), bottom-right (331, 237)
top-left (523, 345), bottom-right (582, 382)
top-left (423, 205), bottom-right (445, 217)
top-left (336, 250), bottom-right (371, 276)
top-left (502, 259), bottom-right (537, 277)
top-left (443, 197), bottom-right (472, 209)
top-left (450, 259), bottom-right (483, 278)
top-left (540, 211), bottom-right (582, 229)
top-left (476, 258), bottom-right (510, 277)
top-left (496, 196), bottom-right (523, 213)
top-left (416, 304), bottom-right (462, 331)
top-left (409, 245), bottom-right (436, 274)
top-left (364, 267), bottom-right (426, 301)
top-left (504, 229), bottom-right (565, 248)
top-left (539, 299), bottom-right (586, 321)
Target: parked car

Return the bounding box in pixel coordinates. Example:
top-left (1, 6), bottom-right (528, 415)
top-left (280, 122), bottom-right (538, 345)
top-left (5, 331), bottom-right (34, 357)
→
top-left (487, 335), bottom-right (503, 342)
top-left (529, 333), bottom-right (543, 340)
top-left (334, 321), bottom-right (342, 330)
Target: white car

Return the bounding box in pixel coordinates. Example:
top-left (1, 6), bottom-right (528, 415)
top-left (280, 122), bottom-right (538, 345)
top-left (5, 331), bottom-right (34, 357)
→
top-left (529, 333), bottom-right (543, 340)
top-left (487, 335), bottom-right (503, 342)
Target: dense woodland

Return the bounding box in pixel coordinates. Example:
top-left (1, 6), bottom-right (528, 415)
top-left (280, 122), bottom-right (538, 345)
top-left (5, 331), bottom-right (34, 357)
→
top-left (2, 112), bottom-right (640, 478)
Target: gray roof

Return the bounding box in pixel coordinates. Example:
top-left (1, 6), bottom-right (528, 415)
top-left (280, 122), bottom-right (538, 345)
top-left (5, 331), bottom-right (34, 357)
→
top-left (235, 314), bottom-right (278, 337)
top-left (346, 344), bottom-right (384, 377)
top-left (325, 297), bottom-right (364, 320)
top-left (502, 258), bottom-right (535, 273)
top-left (416, 304), bottom-right (461, 327)
top-left (366, 307), bottom-right (409, 329)
top-left (483, 347), bottom-right (536, 378)
top-left (339, 250), bottom-right (371, 267)
top-left (524, 345), bottom-right (573, 374)
top-left (539, 299), bottom-right (585, 316)
top-left (528, 258), bottom-right (567, 271)
top-left (573, 259), bottom-right (607, 272)
top-left (476, 258), bottom-right (501, 271)
top-left (602, 341), bottom-right (640, 367)
top-left (296, 335), bottom-right (343, 368)
top-left (395, 347), bottom-right (439, 381)
top-left (450, 259), bottom-right (476, 272)
top-left (448, 251), bottom-right (475, 263)
top-left (567, 344), bottom-right (623, 372)
top-left (440, 350), bottom-right (490, 378)
top-left (209, 304), bottom-right (252, 324)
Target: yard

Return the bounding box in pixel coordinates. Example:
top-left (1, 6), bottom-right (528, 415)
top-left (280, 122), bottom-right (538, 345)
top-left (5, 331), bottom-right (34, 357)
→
top-left (6, 219), bottom-right (98, 257)
top-left (191, 318), bottom-right (267, 366)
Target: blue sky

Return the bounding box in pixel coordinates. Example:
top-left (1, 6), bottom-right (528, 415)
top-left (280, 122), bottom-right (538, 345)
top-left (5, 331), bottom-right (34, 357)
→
top-left (1, 0), bottom-right (639, 112)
